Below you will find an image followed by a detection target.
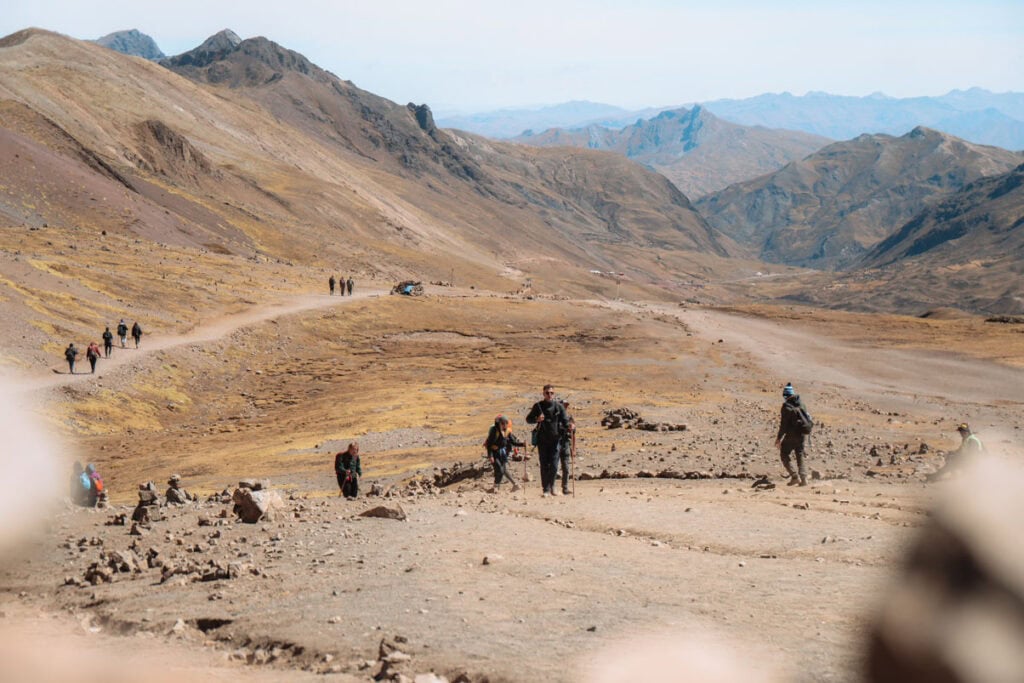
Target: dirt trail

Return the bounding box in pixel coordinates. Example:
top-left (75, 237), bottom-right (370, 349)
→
top-left (7, 290), bottom-right (385, 395)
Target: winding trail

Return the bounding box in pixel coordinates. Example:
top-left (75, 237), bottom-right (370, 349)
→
top-left (7, 290), bottom-right (385, 395)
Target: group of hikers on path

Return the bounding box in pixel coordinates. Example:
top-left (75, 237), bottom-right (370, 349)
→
top-left (63, 319), bottom-right (142, 374)
top-left (329, 380), bottom-right (979, 500)
top-left (329, 275), bottom-right (355, 296)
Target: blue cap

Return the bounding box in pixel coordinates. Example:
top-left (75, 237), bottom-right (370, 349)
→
top-left (782, 383), bottom-right (795, 397)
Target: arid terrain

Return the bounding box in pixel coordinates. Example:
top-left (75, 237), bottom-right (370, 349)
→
top-left (1, 26), bottom-right (1024, 683)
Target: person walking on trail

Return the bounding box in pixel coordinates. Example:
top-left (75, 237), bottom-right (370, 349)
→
top-left (329, 275), bottom-right (336, 295)
top-left (775, 382), bottom-right (813, 486)
top-left (526, 384), bottom-right (574, 497)
top-left (102, 326), bottom-right (114, 358)
top-left (485, 415), bottom-right (525, 490)
top-left (131, 321), bottom-right (142, 349)
top-left (86, 341), bottom-right (101, 374)
top-left (928, 423), bottom-right (985, 481)
top-left (334, 443), bottom-right (362, 499)
top-left (64, 343), bottom-right (78, 374)
top-left (117, 320), bottom-right (128, 348)
top-left (346, 277), bottom-right (354, 296)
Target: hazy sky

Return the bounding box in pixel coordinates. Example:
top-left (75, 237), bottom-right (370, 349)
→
top-left (4, 0), bottom-right (1023, 113)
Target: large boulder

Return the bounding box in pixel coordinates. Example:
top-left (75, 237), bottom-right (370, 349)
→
top-left (359, 505), bottom-right (407, 521)
top-left (232, 487), bottom-right (285, 523)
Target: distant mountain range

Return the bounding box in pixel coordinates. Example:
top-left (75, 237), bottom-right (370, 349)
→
top-left (92, 29), bottom-right (164, 60)
top-left (441, 90), bottom-right (1024, 151)
top-left (511, 105), bottom-right (830, 198)
top-left (696, 127), bottom-right (1023, 270)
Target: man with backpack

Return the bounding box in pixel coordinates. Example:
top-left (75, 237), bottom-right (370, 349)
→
top-left (131, 321), bottom-right (143, 349)
top-left (775, 382), bottom-right (813, 486)
top-left (86, 341), bottom-right (101, 374)
top-left (526, 385), bottom-right (574, 497)
top-left (329, 274), bottom-right (336, 295)
top-left (64, 342), bottom-right (78, 374)
top-left (102, 326), bottom-right (114, 358)
top-left (117, 319), bottom-right (128, 348)
top-left (334, 443), bottom-right (362, 499)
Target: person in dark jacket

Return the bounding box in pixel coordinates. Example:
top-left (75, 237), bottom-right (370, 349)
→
top-left (526, 385), bottom-right (574, 496)
top-left (102, 326), bottom-right (114, 358)
top-left (117, 320), bottom-right (128, 348)
top-left (775, 383), bottom-right (810, 486)
top-left (485, 415), bottom-right (525, 489)
top-left (334, 443), bottom-right (362, 499)
top-left (329, 275), bottom-right (336, 295)
top-left (346, 277), bottom-right (354, 296)
top-left (131, 321), bottom-right (142, 349)
top-left (64, 343), bottom-right (78, 374)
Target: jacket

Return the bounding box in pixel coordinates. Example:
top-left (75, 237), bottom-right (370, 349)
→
top-left (777, 395), bottom-right (808, 441)
top-left (526, 400), bottom-right (570, 446)
top-left (335, 452), bottom-right (361, 478)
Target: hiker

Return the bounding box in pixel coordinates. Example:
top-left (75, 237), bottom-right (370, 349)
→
top-left (484, 415), bottom-right (525, 489)
top-left (131, 321), bottom-right (142, 348)
top-left (329, 275), bottom-right (336, 295)
top-left (346, 277), bottom-right (354, 296)
top-left (64, 343), bottom-right (78, 374)
top-left (526, 384), bottom-right (574, 496)
top-left (117, 319), bottom-right (128, 348)
top-left (101, 326), bottom-right (114, 358)
top-left (334, 443), bottom-right (362, 499)
top-left (775, 382), bottom-right (812, 486)
top-left (86, 341), bottom-right (101, 374)
top-left (557, 402), bottom-right (577, 495)
top-left (928, 423), bottom-right (985, 481)
top-left (339, 275), bottom-right (347, 296)
top-left (84, 463), bottom-right (104, 507)
top-left (70, 461), bottom-right (91, 506)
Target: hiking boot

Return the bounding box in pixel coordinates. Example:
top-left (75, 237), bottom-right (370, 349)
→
top-left (562, 486), bottom-right (570, 495)
top-left (799, 478), bottom-right (808, 487)
top-left (786, 475), bottom-right (800, 486)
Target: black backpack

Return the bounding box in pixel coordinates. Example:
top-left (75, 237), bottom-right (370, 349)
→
top-left (796, 406), bottom-right (814, 435)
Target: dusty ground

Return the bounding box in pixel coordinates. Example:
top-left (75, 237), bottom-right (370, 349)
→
top-left (2, 274), bottom-right (1023, 681)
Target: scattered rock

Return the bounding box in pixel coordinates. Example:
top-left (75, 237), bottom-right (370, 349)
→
top-left (232, 487), bottom-right (285, 523)
top-left (360, 505), bottom-right (407, 521)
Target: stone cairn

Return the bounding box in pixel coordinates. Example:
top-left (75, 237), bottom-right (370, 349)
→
top-left (165, 474), bottom-right (193, 505)
top-left (601, 408), bottom-right (687, 432)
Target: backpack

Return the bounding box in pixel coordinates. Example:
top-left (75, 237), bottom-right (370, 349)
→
top-left (796, 407), bottom-right (814, 435)
top-left (90, 474), bottom-right (104, 493)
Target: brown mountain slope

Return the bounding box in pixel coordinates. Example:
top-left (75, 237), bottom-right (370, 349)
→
top-left (513, 106), bottom-right (830, 198)
top-left (696, 127), bottom-right (1023, 270)
top-left (0, 29), bottom-right (728, 294)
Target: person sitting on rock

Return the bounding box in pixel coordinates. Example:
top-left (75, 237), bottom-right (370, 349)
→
top-left (484, 415), bottom-right (525, 490)
top-left (335, 443), bottom-right (362, 499)
top-left (928, 423), bottom-right (985, 481)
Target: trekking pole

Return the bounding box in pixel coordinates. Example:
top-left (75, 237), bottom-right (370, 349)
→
top-left (571, 431), bottom-right (577, 498)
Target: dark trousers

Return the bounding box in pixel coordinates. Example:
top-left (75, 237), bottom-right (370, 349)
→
top-left (780, 436), bottom-right (806, 480)
top-left (88, 356), bottom-right (97, 373)
top-left (338, 473), bottom-right (358, 498)
top-left (133, 334), bottom-right (140, 348)
top-left (557, 442), bottom-right (572, 491)
top-left (538, 441), bottom-right (560, 492)
top-left (67, 359), bottom-right (75, 374)
top-left (491, 449), bottom-right (511, 485)
top-left (104, 342), bottom-right (112, 358)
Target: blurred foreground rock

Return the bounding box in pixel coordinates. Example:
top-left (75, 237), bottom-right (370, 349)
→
top-left (867, 458), bottom-right (1024, 682)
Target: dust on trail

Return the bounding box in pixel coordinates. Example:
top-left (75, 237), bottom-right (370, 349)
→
top-left (6, 290), bottom-right (385, 395)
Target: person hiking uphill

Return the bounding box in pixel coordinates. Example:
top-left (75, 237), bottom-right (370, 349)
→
top-left (928, 423), bottom-right (985, 481)
top-left (117, 320), bottom-right (128, 348)
top-left (64, 343), bottom-right (78, 374)
top-left (86, 341), bottom-right (101, 374)
top-left (329, 275), bottom-right (336, 296)
top-left (131, 321), bottom-right (142, 349)
top-left (775, 383), bottom-right (813, 486)
top-left (102, 326), bottom-right (114, 358)
top-left (526, 384), bottom-right (573, 497)
top-left (346, 277), bottom-right (354, 296)
top-left (334, 443), bottom-right (362, 499)
top-left (557, 401), bottom-right (576, 495)
top-left (484, 415), bottom-right (525, 490)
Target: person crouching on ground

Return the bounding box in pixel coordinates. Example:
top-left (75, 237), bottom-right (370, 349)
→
top-left (335, 443), bottom-right (362, 498)
top-left (485, 415), bottom-right (525, 489)
top-left (928, 422), bottom-right (985, 481)
top-left (526, 384), bottom-right (573, 497)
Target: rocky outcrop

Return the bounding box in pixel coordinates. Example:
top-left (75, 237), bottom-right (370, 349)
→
top-left (93, 29), bottom-right (164, 60)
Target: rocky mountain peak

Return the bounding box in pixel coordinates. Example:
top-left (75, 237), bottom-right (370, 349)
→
top-left (93, 29), bottom-right (165, 60)
top-left (163, 29), bottom-right (242, 69)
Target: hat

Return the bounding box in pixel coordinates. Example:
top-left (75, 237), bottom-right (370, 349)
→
top-left (957, 423), bottom-right (970, 433)
top-left (782, 383), bottom-right (795, 397)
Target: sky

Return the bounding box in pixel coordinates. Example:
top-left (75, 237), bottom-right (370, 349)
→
top-left (4, 0), bottom-right (1023, 113)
